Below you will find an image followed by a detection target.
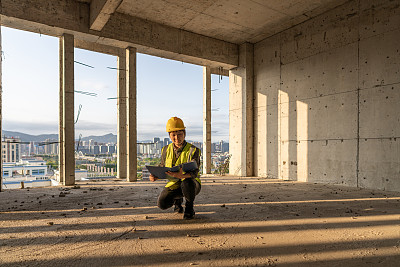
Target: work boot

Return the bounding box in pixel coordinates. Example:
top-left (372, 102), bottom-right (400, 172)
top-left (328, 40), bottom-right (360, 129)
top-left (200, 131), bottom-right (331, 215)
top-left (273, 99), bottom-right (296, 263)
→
top-left (183, 201), bottom-right (195, 220)
top-left (173, 198), bottom-right (184, 213)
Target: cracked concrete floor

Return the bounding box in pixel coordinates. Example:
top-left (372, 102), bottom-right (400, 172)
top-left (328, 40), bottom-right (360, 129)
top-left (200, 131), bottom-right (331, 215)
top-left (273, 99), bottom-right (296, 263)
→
top-left (1, 176), bottom-right (400, 266)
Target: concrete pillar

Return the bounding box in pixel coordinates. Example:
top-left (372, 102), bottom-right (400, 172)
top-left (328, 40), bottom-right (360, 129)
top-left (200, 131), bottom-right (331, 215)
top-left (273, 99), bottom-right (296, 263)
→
top-left (229, 43), bottom-right (254, 176)
top-left (58, 37), bottom-right (64, 184)
top-left (0, 26), bottom-right (3, 191)
top-left (126, 47), bottom-right (137, 182)
top-left (60, 34), bottom-right (75, 185)
top-left (203, 66), bottom-right (212, 174)
top-left (117, 51), bottom-right (127, 179)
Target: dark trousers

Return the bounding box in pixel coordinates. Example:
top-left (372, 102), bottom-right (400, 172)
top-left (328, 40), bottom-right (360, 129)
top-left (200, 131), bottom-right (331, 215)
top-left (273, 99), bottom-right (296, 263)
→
top-left (157, 178), bottom-right (201, 210)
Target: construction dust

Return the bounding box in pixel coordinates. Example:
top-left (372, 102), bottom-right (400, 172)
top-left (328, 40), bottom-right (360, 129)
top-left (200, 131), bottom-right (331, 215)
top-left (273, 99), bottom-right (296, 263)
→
top-left (1, 177), bottom-right (399, 266)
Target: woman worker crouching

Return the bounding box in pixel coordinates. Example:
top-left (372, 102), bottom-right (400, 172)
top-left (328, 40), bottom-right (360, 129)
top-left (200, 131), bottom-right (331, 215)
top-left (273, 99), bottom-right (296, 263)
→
top-left (149, 117), bottom-right (201, 220)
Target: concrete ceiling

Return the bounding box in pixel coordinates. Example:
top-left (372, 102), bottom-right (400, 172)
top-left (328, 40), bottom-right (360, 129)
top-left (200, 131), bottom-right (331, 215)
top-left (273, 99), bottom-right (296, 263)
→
top-left (1, 0), bottom-right (350, 69)
top-left (80, 0), bottom-right (350, 44)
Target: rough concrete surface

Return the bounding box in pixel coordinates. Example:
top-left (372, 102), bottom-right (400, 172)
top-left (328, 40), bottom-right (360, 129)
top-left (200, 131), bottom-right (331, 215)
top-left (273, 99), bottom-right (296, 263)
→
top-left (253, 0), bottom-right (400, 191)
top-left (1, 177), bottom-right (399, 266)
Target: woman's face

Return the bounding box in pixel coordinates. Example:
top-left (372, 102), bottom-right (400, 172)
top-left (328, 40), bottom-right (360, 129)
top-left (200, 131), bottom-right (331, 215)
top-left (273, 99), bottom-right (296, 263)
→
top-left (169, 130), bottom-right (185, 148)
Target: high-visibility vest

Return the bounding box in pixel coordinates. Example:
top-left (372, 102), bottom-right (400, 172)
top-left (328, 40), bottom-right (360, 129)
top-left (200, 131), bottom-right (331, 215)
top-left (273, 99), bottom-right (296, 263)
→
top-left (164, 142), bottom-right (201, 189)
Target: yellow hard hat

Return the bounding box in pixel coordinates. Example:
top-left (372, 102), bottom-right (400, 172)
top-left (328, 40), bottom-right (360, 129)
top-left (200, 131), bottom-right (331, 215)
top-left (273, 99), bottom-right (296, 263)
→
top-left (166, 117), bottom-right (186, 132)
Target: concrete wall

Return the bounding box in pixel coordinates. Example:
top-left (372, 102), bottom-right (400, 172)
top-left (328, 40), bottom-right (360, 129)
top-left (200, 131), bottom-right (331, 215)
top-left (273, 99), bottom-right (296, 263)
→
top-left (254, 0), bottom-right (400, 191)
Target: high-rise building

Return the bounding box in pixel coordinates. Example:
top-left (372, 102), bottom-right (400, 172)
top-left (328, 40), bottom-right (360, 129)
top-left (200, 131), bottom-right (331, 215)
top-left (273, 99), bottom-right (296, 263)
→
top-left (2, 136), bottom-right (21, 163)
top-left (163, 137), bottom-right (170, 146)
top-left (44, 139), bottom-right (51, 155)
top-left (221, 141), bottom-right (229, 153)
top-left (100, 145), bottom-right (108, 154)
top-left (92, 145), bottom-right (100, 155)
top-left (44, 139), bottom-right (58, 155)
top-left (141, 144), bottom-right (150, 154)
top-left (107, 144), bottom-right (116, 154)
top-left (51, 142), bottom-right (59, 155)
top-left (29, 141), bottom-right (35, 155)
top-left (155, 140), bottom-right (162, 150)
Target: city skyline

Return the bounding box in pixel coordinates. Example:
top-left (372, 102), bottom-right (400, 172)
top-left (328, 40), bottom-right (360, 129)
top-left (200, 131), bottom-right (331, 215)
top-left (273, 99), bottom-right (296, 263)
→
top-left (6, 134), bottom-right (229, 159)
top-left (1, 26), bottom-right (229, 142)
top-left (2, 130), bottom-right (230, 144)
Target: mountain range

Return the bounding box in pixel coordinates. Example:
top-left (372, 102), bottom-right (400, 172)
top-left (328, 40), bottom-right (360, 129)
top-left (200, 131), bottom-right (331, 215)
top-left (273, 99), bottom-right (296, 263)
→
top-left (3, 130), bottom-right (117, 144)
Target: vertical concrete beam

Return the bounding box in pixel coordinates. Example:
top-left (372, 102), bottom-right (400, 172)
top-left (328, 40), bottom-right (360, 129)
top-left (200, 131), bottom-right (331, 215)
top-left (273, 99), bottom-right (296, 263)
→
top-left (61, 34), bottom-right (75, 186)
top-left (203, 66), bottom-right (212, 174)
top-left (117, 52), bottom-right (127, 180)
top-left (126, 47), bottom-right (137, 182)
top-left (0, 26), bottom-right (3, 191)
top-left (229, 43), bottom-right (254, 176)
top-left (58, 37), bottom-right (64, 184)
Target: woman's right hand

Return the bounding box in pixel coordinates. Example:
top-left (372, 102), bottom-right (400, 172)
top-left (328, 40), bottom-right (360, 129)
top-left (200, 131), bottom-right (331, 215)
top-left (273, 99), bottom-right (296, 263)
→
top-left (149, 174), bottom-right (158, 181)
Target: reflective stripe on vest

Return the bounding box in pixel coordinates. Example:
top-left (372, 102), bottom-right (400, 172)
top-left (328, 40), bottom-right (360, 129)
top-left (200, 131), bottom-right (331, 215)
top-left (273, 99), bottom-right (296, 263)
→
top-left (164, 143), bottom-right (201, 189)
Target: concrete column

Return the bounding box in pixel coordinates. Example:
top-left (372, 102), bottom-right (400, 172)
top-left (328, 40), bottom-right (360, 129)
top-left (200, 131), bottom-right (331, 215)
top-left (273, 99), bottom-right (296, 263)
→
top-left (126, 47), bottom-right (137, 182)
top-left (229, 43), bottom-right (254, 176)
top-left (58, 37), bottom-right (64, 184)
top-left (117, 51), bottom-right (127, 179)
top-left (61, 34), bottom-right (75, 185)
top-left (0, 26), bottom-right (3, 191)
top-left (203, 66), bottom-right (212, 174)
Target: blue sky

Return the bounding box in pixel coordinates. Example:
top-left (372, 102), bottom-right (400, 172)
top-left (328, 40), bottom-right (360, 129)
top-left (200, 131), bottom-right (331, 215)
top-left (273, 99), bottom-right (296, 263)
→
top-left (1, 26), bottom-right (229, 142)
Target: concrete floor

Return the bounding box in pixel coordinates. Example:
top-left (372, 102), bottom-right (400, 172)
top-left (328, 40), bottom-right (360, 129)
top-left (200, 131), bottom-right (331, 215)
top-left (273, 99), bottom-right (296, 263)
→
top-left (1, 176), bottom-right (399, 266)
